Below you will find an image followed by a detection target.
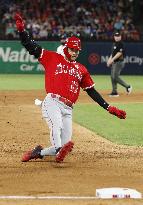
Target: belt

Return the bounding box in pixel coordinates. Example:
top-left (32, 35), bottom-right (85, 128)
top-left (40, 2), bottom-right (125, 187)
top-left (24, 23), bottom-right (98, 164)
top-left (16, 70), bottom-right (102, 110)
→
top-left (49, 93), bottom-right (73, 108)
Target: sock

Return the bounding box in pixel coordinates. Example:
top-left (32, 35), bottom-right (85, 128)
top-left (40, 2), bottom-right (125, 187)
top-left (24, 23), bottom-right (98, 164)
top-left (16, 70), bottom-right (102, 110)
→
top-left (40, 146), bottom-right (56, 156)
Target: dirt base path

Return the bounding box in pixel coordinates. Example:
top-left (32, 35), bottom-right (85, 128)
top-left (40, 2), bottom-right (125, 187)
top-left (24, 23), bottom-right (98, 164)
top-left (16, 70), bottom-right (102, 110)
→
top-left (0, 90), bottom-right (143, 205)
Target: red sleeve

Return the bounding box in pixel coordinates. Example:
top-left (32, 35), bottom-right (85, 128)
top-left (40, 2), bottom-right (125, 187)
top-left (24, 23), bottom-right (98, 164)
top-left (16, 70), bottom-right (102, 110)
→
top-left (38, 49), bottom-right (55, 67)
top-left (80, 68), bottom-right (95, 90)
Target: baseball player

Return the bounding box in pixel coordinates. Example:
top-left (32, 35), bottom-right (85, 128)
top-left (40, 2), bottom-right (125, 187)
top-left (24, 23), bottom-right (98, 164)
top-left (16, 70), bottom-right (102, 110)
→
top-left (34, 35), bottom-right (67, 105)
top-left (14, 13), bottom-right (126, 163)
top-left (107, 31), bottom-right (132, 97)
top-left (34, 35), bottom-right (67, 106)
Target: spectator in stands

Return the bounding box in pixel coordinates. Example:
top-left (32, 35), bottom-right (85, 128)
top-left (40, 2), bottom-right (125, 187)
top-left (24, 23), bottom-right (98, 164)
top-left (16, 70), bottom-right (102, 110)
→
top-left (5, 22), bottom-right (15, 39)
top-left (0, 0), bottom-right (141, 41)
top-left (114, 17), bottom-right (123, 31)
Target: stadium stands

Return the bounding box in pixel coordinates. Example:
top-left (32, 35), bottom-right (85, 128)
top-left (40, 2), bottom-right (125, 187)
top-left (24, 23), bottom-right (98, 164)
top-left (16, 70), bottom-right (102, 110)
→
top-left (0, 0), bottom-right (141, 41)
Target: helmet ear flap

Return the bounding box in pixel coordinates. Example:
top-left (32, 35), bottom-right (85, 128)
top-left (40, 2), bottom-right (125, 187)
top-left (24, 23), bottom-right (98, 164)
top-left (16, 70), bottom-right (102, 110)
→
top-left (63, 47), bottom-right (71, 60)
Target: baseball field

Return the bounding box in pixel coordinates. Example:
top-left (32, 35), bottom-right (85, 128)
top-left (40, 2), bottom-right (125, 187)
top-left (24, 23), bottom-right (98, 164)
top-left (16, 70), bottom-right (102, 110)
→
top-left (0, 74), bottom-right (143, 205)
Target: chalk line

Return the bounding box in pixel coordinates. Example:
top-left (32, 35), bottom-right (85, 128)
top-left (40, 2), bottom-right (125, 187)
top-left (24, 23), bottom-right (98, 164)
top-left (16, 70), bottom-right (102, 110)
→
top-left (0, 195), bottom-right (97, 200)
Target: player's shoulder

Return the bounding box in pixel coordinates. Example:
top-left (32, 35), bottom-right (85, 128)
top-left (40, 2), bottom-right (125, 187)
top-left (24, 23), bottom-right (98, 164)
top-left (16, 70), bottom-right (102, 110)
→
top-left (74, 62), bottom-right (88, 72)
top-left (39, 49), bottom-right (59, 61)
top-left (42, 49), bottom-right (60, 57)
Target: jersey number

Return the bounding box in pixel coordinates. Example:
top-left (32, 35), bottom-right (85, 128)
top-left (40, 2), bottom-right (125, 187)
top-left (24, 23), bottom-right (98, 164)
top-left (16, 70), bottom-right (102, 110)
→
top-left (70, 80), bottom-right (78, 93)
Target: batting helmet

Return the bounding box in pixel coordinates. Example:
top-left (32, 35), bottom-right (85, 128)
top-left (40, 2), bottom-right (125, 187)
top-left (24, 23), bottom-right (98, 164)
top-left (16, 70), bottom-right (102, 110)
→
top-left (65, 36), bottom-right (81, 50)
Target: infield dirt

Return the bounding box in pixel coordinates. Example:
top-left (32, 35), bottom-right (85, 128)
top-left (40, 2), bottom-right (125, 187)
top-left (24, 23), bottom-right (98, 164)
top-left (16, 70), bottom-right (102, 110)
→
top-left (0, 90), bottom-right (143, 205)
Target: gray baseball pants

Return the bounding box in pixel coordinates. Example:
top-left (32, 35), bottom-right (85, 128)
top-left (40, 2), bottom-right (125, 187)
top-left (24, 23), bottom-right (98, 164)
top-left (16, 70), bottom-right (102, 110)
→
top-left (40, 94), bottom-right (73, 156)
top-left (111, 61), bottom-right (129, 92)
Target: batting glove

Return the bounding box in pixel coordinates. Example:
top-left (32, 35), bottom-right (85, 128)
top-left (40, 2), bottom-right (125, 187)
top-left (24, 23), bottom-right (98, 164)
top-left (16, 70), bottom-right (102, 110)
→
top-left (14, 13), bottom-right (25, 32)
top-left (107, 105), bottom-right (126, 119)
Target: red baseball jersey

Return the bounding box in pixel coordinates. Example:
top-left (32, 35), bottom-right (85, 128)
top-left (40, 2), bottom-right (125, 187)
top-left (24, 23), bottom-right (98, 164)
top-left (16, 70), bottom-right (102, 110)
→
top-left (38, 49), bottom-right (94, 104)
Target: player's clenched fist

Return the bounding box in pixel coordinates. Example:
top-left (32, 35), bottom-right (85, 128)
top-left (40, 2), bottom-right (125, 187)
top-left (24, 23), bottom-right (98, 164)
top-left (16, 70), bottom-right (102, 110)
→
top-left (107, 105), bottom-right (126, 119)
top-left (14, 13), bottom-right (25, 32)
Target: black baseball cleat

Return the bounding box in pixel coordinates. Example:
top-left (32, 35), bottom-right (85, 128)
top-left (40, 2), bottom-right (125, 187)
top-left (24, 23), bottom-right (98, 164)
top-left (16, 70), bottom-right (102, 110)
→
top-left (109, 92), bottom-right (119, 97)
top-left (22, 145), bottom-right (43, 162)
top-left (126, 85), bottom-right (132, 94)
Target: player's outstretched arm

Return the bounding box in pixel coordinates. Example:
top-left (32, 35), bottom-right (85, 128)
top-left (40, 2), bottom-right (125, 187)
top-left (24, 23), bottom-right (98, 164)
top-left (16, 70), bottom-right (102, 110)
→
top-left (14, 13), bottom-right (42, 58)
top-left (86, 87), bottom-right (126, 119)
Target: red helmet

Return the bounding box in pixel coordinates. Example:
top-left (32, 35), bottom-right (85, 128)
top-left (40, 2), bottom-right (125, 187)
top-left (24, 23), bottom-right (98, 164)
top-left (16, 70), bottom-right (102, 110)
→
top-left (65, 36), bottom-right (81, 50)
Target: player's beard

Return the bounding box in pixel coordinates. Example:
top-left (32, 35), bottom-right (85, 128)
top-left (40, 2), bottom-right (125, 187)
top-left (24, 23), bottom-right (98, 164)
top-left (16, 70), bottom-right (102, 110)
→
top-left (70, 54), bottom-right (78, 61)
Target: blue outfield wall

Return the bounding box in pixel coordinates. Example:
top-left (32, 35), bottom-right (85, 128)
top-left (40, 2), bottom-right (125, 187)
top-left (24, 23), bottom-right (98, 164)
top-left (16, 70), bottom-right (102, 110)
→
top-left (79, 42), bottom-right (143, 75)
top-left (0, 40), bottom-right (142, 74)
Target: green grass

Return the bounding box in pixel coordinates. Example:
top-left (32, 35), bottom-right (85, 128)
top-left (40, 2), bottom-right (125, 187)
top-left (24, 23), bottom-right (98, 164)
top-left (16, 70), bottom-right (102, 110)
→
top-left (92, 75), bottom-right (143, 91)
top-left (0, 74), bottom-right (142, 146)
top-left (0, 74), bottom-right (44, 90)
top-left (0, 74), bottom-right (142, 91)
top-left (73, 103), bottom-right (143, 146)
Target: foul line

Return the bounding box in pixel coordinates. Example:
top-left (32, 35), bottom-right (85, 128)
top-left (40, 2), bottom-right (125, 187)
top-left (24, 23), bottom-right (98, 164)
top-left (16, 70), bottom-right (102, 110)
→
top-left (0, 195), bottom-right (98, 200)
